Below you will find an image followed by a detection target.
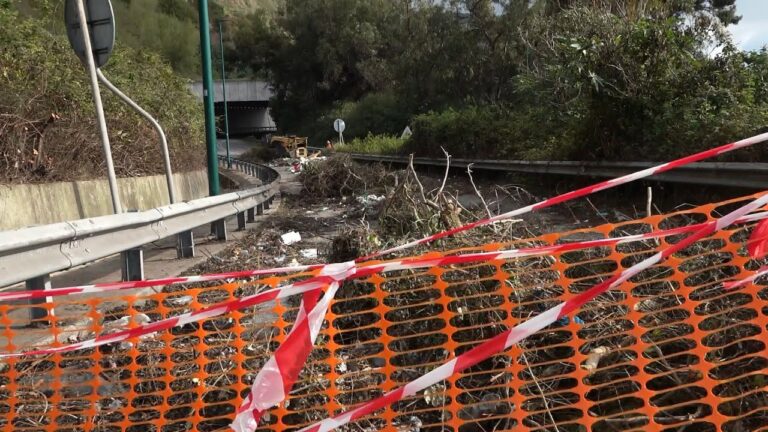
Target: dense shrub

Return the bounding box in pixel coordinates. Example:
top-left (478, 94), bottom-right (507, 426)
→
top-left (0, 9), bottom-right (205, 183)
top-left (299, 92), bottom-right (411, 146)
top-left (339, 134), bottom-right (406, 155)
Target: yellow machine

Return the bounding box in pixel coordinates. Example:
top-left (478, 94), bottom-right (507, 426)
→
top-left (271, 135), bottom-right (308, 158)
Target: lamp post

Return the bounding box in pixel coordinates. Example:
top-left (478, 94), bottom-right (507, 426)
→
top-left (197, 0), bottom-right (220, 196)
top-left (218, 18), bottom-right (232, 169)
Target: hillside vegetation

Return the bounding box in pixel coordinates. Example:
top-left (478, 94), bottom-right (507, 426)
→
top-left (0, 6), bottom-right (205, 183)
top-left (229, 0), bottom-right (768, 162)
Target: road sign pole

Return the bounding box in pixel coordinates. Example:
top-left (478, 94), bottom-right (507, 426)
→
top-left (96, 69), bottom-right (176, 204)
top-left (218, 19), bottom-right (232, 169)
top-left (197, 0), bottom-right (220, 196)
top-left (75, 0), bottom-right (122, 213)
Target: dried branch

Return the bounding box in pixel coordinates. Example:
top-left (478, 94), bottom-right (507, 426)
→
top-left (437, 147), bottom-right (451, 196)
top-left (467, 163), bottom-right (492, 219)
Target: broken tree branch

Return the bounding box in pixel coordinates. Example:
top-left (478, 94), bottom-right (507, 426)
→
top-left (437, 147), bottom-right (451, 197)
top-left (467, 163), bottom-right (492, 219)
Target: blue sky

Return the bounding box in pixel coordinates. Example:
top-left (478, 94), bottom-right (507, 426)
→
top-left (731, 0), bottom-right (768, 51)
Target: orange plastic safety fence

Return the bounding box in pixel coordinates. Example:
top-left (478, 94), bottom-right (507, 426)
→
top-left (2, 194), bottom-right (768, 432)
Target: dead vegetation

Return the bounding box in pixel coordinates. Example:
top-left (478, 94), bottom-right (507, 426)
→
top-left (302, 152), bottom-right (529, 260)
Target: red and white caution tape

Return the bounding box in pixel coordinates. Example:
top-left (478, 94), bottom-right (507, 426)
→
top-left (297, 190), bottom-right (768, 432)
top-left (358, 132), bottom-right (768, 261)
top-left (4, 210), bottom-right (768, 358)
top-left (724, 265), bottom-right (768, 291)
top-left (5, 210), bottom-right (767, 304)
top-left (0, 267), bottom-right (350, 358)
top-left (232, 263), bottom-right (354, 432)
top-left (0, 265), bottom-right (323, 302)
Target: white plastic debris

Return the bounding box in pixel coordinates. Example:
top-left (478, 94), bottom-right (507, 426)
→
top-left (300, 248), bottom-right (318, 259)
top-left (356, 194), bottom-right (385, 206)
top-left (582, 346), bottom-right (610, 373)
top-left (274, 255), bottom-right (286, 263)
top-left (281, 231), bottom-right (301, 245)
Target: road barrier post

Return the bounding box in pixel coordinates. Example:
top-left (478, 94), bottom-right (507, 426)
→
top-left (212, 219), bottom-right (227, 241)
top-left (177, 230), bottom-right (195, 258)
top-left (120, 247), bottom-right (144, 281)
top-left (25, 274), bottom-right (52, 326)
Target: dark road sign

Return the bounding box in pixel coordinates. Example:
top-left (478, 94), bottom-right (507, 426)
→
top-left (65, 0), bottom-right (115, 68)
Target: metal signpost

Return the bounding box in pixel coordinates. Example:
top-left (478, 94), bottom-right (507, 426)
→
top-left (96, 70), bottom-right (176, 203)
top-left (65, 0), bottom-right (181, 282)
top-left (197, 0), bottom-right (220, 197)
top-left (334, 118), bottom-right (346, 145)
top-left (65, 0), bottom-right (122, 214)
top-left (218, 18), bottom-right (232, 169)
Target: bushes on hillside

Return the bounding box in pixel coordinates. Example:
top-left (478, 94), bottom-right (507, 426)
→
top-left (0, 9), bottom-right (204, 183)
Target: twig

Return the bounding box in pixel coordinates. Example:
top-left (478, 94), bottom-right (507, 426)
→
top-left (467, 164), bottom-right (492, 219)
top-left (646, 186), bottom-right (653, 217)
top-left (407, 154), bottom-right (439, 210)
top-left (585, 197), bottom-right (609, 224)
top-left (521, 352), bottom-right (561, 432)
top-left (437, 147), bottom-right (451, 196)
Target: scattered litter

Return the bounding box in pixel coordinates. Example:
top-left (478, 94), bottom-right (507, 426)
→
top-left (281, 231), bottom-right (301, 245)
top-left (356, 194), bottom-right (385, 206)
top-left (423, 383), bottom-right (447, 407)
top-left (300, 248), bottom-right (318, 259)
top-left (274, 255), bottom-right (286, 263)
top-left (582, 346), bottom-right (610, 373)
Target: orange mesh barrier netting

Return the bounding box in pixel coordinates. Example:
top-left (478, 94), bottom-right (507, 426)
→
top-left (2, 193), bottom-right (768, 432)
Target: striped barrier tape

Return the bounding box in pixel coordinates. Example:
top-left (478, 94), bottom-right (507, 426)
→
top-left (4, 133), bottom-right (768, 431)
top-left (0, 265), bottom-right (323, 302)
top-left (3, 209), bottom-right (768, 359)
top-left (358, 132), bottom-right (768, 261)
top-left (4, 209), bottom-right (768, 304)
top-left (296, 185), bottom-right (768, 432)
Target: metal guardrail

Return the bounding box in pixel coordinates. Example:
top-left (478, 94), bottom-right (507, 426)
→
top-left (329, 151), bottom-right (768, 189)
top-left (0, 158), bottom-right (279, 288)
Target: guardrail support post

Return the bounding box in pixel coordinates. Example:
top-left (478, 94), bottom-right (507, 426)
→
top-left (212, 219), bottom-right (228, 241)
top-left (177, 230), bottom-right (195, 258)
top-left (256, 203), bottom-right (264, 215)
top-left (121, 248), bottom-right (144, 281)
top-left (237, 212), bottom-right (246, 231)
top-left (26, 274), bottom-right (51, 326)
top-left (247, 208), bottom-right (255, 223)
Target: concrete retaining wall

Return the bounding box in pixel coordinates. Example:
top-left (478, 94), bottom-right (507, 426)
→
top-left (0, 170), bottom-right (209, 230)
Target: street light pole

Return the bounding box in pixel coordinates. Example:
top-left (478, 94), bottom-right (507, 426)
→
top-left (218, 18), bottom-right (232, 169)
top-left (197, 0), bottom-right (220, 196)
top-left (75, 0), bottom-right (122, 213)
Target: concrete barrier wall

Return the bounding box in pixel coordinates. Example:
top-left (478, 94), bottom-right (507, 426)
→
top-left (0, 170), bottom-right (209, 230)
